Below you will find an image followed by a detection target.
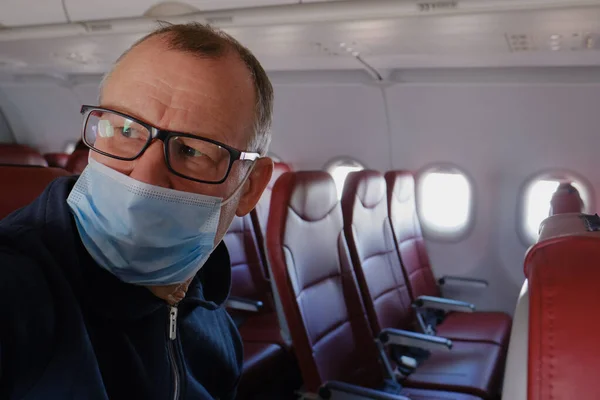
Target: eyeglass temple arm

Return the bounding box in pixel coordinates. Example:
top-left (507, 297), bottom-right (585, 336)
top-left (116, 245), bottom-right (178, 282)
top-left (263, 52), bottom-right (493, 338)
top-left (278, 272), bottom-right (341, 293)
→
top-left (240, 152), bottom-right (261, 161)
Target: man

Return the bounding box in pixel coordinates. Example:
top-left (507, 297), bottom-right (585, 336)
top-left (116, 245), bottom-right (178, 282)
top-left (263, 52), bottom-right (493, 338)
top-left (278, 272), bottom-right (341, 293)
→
top-left (0, 23), bottom-right (274, 400)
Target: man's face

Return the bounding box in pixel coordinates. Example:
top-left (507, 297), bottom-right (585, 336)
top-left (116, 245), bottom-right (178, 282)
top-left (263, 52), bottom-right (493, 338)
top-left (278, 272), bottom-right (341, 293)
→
top-left (97, 35), bottom-right (273, 244)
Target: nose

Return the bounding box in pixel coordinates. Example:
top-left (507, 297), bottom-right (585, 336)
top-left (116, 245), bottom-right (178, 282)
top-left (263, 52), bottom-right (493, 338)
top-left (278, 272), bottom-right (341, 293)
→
top-left (128, 141), bottom-right (173, 189)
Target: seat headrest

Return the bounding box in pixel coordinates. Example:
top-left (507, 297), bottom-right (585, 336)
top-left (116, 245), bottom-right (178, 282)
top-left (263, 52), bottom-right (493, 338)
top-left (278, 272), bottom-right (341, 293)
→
top-left (384, 170), bottom-right (415, 204)
top-left (282, 171), bottom-right (338, 222)
top-left (0, 144), bottom-right (48, 167)
top-left (549, 183), bottom-right (584, 215)
top-left (44, 153), bottom-right (70, 169)
top-left (66, 149), bottom-right (90, 174)
top-left (0, 165), bottom-right (71, 219)
top-left (343, 170), bottom-right (385, 209)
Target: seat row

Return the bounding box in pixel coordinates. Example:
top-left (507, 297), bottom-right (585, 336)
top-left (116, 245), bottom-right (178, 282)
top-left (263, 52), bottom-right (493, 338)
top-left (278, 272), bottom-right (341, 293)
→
top-left (262, 170), bottom-right (513, 399)
top-left (0, 143), bottom-right (89, 173)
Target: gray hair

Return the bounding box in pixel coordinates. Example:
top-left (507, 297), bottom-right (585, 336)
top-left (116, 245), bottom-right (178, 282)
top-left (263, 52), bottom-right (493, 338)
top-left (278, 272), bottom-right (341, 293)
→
top-left (99, 22), bottom-right (273, 155)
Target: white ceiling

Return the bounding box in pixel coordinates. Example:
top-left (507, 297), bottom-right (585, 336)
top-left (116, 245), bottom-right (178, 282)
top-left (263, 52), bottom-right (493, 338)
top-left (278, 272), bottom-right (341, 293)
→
top-left (2, 0), bottom-right (600, 79)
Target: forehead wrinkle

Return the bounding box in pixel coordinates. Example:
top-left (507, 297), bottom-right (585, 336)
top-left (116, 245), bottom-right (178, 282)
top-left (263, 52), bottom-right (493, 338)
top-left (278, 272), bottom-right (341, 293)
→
top-left (151, 81), bottom-right (251, 149)
top-left (159, 105), bottom-right (233, 147)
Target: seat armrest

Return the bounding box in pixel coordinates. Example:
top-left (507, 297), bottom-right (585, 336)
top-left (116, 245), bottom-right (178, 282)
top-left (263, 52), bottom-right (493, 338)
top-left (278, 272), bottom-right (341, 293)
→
top-left (225, 296), bottom-right (263, 312)
top-left (412, 295), bottom-right (475, 313)
top-left (318, 381), bottom-right (410, 400)
top-left (438, 275), bottom-right (488, 288)
top-left (379, 328), bottom-right (452, 352)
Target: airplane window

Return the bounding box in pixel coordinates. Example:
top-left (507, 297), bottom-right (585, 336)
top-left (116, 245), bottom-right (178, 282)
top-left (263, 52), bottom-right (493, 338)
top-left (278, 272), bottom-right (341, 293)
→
top-left (324, 158), bottom-right (366, 200)
top-left (523, 179), bottom-right (560, 242)
top-left (417, 167), bottom-right (473, 240)
top-left (64, 141), bottom-right (77, 154)
top-left (521, 173), bottom-right (592, 243)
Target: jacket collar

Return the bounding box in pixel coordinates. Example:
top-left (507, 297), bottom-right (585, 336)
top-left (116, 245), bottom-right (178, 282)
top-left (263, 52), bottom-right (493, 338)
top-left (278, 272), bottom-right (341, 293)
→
top-left (48, 176), bottom-right (232, 320)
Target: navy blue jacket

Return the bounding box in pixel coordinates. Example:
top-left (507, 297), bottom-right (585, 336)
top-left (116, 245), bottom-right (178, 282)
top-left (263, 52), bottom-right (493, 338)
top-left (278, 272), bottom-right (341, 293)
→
top-left (0, 176), bottom-right (243, 400)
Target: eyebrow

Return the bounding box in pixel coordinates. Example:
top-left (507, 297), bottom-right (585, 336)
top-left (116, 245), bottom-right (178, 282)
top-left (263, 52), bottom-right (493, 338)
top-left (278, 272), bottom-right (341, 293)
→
top-left (99, 103), bottom-right (235, 148)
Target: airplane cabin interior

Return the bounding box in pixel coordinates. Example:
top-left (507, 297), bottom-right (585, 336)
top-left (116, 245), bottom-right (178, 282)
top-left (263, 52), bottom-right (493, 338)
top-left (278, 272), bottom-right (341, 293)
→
top-left (1, 1), bottom-right (600, 399)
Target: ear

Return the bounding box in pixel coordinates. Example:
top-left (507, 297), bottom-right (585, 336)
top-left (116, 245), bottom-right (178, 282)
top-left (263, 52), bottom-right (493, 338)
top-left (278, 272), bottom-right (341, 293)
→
top-left (236, 157), bottom-right (273, 216)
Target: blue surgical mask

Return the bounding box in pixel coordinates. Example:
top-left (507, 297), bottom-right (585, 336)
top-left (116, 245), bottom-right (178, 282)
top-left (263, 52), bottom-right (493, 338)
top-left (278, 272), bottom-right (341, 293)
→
top-left (67, 158), bottom-right (241, 286)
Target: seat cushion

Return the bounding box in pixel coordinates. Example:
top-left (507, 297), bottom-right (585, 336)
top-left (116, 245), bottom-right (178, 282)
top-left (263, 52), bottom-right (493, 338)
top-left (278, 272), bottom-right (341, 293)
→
top-left (401, 387), bottom-right (483, 400)
top-left (436, 311), bottom-right (512, 348)
top-left (238, 311), bottom-right (287, 346)
top-left (403, 342), bottom-right (504, 399)
top-left (239, 341), bottom-right (289, 394)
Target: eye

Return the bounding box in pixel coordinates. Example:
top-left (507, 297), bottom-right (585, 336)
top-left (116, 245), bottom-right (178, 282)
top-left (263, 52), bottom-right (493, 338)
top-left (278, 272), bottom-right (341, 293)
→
top-left (179, 144), bottom-right (200, 157)
top-left (120, 126), bottom-right (135, 138)
top-left (117, 119), bottom-right (143, 139)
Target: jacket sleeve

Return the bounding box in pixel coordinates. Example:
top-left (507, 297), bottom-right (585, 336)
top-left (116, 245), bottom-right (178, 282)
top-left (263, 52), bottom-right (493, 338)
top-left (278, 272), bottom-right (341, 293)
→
top-left (222, 325), bottom-right (244, 400)
top-left (0, 247), bottom-right (53, 397)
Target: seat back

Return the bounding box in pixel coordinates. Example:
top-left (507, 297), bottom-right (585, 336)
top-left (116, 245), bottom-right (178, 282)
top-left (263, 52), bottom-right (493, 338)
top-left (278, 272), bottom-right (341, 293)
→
top-left (341, 170), bottom-right (415, 334)
top-left (549, 183), bottom-right (584, 216)
top-left (223, 214), bottom-right (272, 307)
top-left (524, 213), bottom-right (600, 399)
top-left (501, 280), bottom-right (529, 400)
top-left (0, 165), bottom-right (71, 219)
top-left (254, 161), bottom-right (292, 239)
top-left (44, 153), bottom-right (70, 169)
top-left (66, 149), bottom-right (89, 174)
top-left (0, 144), bottom-right (48, 167)
top-left (266, 171), bottom-right (382, 393)
top-left (385, 171), bottom-right (440, 299)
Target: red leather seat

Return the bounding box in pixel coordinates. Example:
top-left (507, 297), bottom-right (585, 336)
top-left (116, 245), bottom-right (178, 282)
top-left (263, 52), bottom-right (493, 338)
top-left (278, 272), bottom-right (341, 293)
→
top-left (223, 214), bottom-right (295, 397)
top-left (240, 342), bottom-right (290, 392)
top-left (65, 149), bottom-right (89, 174)
top-left (0, 144), bottom-right (48, 166)
top-left (384, 171), bottom-right (511, 348)
top-left (44, 153), bottom-right (70, 169)
top-left (267, 171), bottom-right (483, 400)
top-left (525, 213), bottom-right (600, 399)
top-left (0, 165), bottom-right (71, 220)
top-left (549, 182), bottom-right (584, 215)
top-left (225, 214), bottom-right (284, 344)
top-left (252, 161), bottom-right (292, 273)
top-left (342, 170), bottom-right (503, 399)
top-left (254, 162), bottom-right (292, 237)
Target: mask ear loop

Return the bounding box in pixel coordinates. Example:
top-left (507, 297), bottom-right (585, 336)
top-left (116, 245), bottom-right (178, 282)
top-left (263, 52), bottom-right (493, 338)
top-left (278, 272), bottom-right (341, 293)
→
top-left (221, 159), bottom-right (258, 207)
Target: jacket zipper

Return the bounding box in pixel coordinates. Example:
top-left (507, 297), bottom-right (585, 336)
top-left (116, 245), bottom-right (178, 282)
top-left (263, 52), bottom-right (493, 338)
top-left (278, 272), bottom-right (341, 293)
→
top-left (168, 305), bottom-right (181, 400)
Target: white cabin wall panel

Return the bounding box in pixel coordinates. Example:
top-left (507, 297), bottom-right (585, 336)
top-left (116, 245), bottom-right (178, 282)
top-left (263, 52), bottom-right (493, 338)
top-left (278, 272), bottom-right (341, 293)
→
top-left (0, 0), bottom-right (67, 27)
top-left (72, 81), bottom-right (102, 105)
top-left (0, 84), bottom-right (81, 153)
top-left (0, 107), bottom-right (14, 143)
top-left (385, 84), bottom-right (600, 314)
top-left (64, 0), bottom-right (298, 22)
top-left (269, 84), bottom-right (390, 171)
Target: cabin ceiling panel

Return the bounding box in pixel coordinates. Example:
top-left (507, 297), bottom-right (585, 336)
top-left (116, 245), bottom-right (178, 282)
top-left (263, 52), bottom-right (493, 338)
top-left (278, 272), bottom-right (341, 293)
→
top-left (3, 4), bottom-right (600, 72)
top-left (0, 0), bottom-right (67, 27)
top-left (63, 0), bottom-right (299, 22)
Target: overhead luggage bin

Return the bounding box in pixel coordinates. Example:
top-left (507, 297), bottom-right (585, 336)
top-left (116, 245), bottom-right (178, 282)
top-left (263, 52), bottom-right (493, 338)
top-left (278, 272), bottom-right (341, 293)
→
top-left (63, 0), bottom-right (299, 23)
top-left (0, 0), bottom-right (67, 27)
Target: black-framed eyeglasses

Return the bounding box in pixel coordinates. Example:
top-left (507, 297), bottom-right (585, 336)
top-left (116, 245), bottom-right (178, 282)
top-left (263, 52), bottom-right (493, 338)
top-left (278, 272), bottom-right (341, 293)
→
top-left (79, 105), bottom-right (260, 184)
